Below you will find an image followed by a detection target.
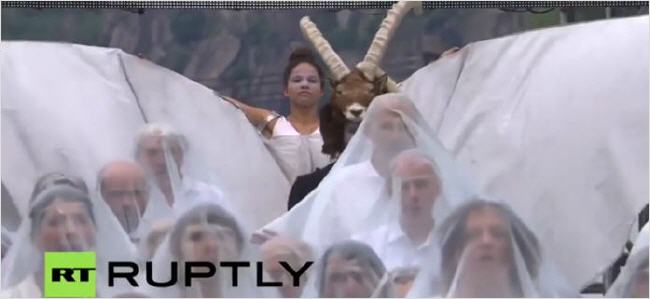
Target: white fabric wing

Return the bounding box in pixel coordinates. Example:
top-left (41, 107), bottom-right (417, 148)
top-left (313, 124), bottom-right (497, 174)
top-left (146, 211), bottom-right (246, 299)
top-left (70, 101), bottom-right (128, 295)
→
top-left (1, 41), bottom-right (290, 230)
top-left (401, 16), bottom-right (649, 289)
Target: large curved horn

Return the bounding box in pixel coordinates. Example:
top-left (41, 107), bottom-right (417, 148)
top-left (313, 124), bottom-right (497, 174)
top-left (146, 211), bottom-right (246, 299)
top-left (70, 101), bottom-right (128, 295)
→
top-left (375, 67), bottom-right (400, 92)
top-left (300, 16), bottom-right (351, 81)
top-left (356, 1), bottom-right (422, 79)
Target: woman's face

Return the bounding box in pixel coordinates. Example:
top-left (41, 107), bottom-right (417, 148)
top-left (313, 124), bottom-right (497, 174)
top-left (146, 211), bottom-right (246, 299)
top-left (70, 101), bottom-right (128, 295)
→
top-left (367, 110), bottom-right (415, 156)
top-left (179, 223), bottom-right (239, 263)
top-left (284, 62), bottom-right (324, 109)
top-left (460, 207), bottom-right (511, 271)
top-left (35, 198), bottom-right (96, 252)
top-left (323, 255), bottom-right (379, 298)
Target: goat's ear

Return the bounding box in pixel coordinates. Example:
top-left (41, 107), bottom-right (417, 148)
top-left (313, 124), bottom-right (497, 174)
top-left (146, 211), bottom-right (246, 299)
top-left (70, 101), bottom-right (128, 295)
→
top-left (375, 74), bottom-right (388, 93)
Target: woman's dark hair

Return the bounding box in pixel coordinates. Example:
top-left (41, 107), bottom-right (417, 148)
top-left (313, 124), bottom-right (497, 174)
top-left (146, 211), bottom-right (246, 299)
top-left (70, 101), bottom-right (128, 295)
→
top-left (30, 172), bottom-right (89, 203)
top-left (438, 199), bottom-right (541, 295)
top-left (283, 47), bottom-right (325, 89)
top-left (29, 185), bottom-right (95, 237)
top-left (318, 240), bottom-right (386, 296)
top-left (168, 203), bottom-right (244, 259)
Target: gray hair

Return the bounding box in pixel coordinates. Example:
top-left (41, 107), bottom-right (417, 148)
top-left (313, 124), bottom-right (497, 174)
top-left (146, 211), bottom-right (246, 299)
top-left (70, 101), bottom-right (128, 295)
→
top-left (29, 185), bottom-right (96, 237)
top-left (318, 240), bottom-right (386, 296)
top-left (386, 148), bottom-right (440, 194)
top-left (134, 123), bottom-right (189, 158)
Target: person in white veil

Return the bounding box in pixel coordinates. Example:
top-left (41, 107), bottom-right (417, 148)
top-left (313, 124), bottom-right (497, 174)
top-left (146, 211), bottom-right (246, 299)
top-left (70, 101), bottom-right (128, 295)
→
top-left (407, 198), bottom-right (577, 298)
top-left (1, 183), bottom-right (137, 297)
top-left (352, 149), bottom-right (442, 271)
top-left (261, 93), bottom-right (476, 254)
top-left (97, 160), bottom-right (149, 243)
top-left (134, 123), bottom-right (236, 220)
top-left (606, 223), bottom-right (648, 298)
top-left (309, 240), bottom-right (388, 298)
top-left (144, 203), bottom-right (280, 298)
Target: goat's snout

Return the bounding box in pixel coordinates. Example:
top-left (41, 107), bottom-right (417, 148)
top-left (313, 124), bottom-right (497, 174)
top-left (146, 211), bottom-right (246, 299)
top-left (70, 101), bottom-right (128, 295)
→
top-left (344, 103), bottom-right (367, 121)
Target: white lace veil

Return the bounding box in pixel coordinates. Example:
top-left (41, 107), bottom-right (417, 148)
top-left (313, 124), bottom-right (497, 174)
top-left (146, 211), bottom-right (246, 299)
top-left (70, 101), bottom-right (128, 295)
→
top-left (407, 198), bottom-right (577, 297)
top-left (1, 185), bottom-right (138, 297)
top-left (606, 223), bottom-right (649, 298)
top-left (263, 93), bottom-right (478, 256)
top-left (142, 202), bottom-right (280, 297)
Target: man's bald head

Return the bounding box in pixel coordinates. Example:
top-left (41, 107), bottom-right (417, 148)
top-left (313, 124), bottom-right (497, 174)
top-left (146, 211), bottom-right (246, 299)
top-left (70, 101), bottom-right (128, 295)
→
top-left (389, 149), bottom-right (441, 221)
top-left (98, 160), bottom-right (149, 233)
top-left (391, 151), bottom-right (437, 178)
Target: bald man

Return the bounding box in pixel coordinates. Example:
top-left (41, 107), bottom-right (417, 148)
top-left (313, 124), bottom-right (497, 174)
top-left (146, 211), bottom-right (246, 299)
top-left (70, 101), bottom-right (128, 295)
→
top-left (98, 160), bottom-right (149, 236)
top-left (353, 149), bottom-right (441, 271)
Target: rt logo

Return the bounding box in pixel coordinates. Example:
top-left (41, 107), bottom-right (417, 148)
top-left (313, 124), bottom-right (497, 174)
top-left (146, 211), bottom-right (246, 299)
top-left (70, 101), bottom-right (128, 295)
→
top-left (44, 252), bottom-right (96, 297)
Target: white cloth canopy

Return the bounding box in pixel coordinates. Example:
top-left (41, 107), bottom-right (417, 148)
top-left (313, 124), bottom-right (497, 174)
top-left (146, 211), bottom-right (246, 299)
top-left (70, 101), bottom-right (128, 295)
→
top-left (400, 15), bottom-right (649, 289)
top-left (1, 41), bottom-right (290, 229)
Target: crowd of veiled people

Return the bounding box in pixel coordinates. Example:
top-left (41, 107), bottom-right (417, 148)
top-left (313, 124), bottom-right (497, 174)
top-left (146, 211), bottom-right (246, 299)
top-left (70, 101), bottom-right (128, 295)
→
top-left (1, 92), bottom-right (647, 298)
top-left (0, 46), bottom-right (647, 298)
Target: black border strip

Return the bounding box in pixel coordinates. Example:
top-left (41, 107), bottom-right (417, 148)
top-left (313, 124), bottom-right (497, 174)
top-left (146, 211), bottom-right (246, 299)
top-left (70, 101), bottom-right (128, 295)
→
top-left (2, 1), bottom-right (648, 9)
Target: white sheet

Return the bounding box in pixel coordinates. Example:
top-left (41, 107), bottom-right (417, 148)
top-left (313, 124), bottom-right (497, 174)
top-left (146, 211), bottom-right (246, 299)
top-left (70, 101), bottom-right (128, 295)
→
top-left (401, 16), bottom-right (649, 289)
top-left (1, 41), bottom-right (290, 229)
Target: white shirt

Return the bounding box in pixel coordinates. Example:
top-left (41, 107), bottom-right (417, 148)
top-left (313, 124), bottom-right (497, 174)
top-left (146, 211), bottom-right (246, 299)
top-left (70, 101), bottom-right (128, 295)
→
top-left (265, 117), bottom-right (331, 183)
top-left (353, 221), bottom-right (436, 271)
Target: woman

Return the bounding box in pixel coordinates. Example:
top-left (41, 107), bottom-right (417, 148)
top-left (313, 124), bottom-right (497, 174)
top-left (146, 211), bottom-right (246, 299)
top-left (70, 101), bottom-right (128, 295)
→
top-left (1, 184), bottom-right (137, 297)
top-left (312, 240), bottom-right (387, 298)
top-left (225, 47), bottom-right (331, 183)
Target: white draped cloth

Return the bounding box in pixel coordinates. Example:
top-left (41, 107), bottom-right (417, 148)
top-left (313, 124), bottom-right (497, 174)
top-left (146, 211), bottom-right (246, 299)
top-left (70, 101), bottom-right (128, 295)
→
top-left (400, 15), bottom-right (649, 289)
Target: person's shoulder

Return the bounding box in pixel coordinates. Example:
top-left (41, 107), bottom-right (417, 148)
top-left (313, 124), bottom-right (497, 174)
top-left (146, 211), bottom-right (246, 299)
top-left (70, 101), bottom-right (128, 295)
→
top-left (272, 117), bottom-right (299, 137)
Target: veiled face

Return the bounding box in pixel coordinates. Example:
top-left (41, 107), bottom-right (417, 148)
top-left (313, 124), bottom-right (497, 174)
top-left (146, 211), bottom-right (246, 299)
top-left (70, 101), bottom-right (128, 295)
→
top-left (323, 256), bottom-right (378, 298)
top-left (366, 110), bottom-right (415, 155)
top-left (179, 224), bottom-right (238, 263)
top-left (101, 165), bottom-right (148, 233)
top-left (393, 160), bottom-right (440, 220)
top-left (136, 135), bottom-right (183, 180)
top-left (284, 62), bottom-right (323, 109)
top-left (35, 198), bottom-right (96, 252)
top-left (459, 207), bottom-right (511, 272)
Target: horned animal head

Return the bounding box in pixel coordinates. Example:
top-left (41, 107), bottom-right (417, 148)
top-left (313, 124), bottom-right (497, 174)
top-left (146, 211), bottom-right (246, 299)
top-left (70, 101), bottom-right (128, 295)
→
top-left (300, 1), bottom-right (420, 122)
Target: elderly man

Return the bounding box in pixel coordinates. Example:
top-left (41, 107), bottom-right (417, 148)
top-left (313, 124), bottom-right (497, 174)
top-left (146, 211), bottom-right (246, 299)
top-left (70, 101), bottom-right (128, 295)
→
top-left (134, 123), bottom-right (234, 215)
top-left (353, 149), bottom-right (440, 271)
top-left (98, 160), bottom-right (149, 237)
